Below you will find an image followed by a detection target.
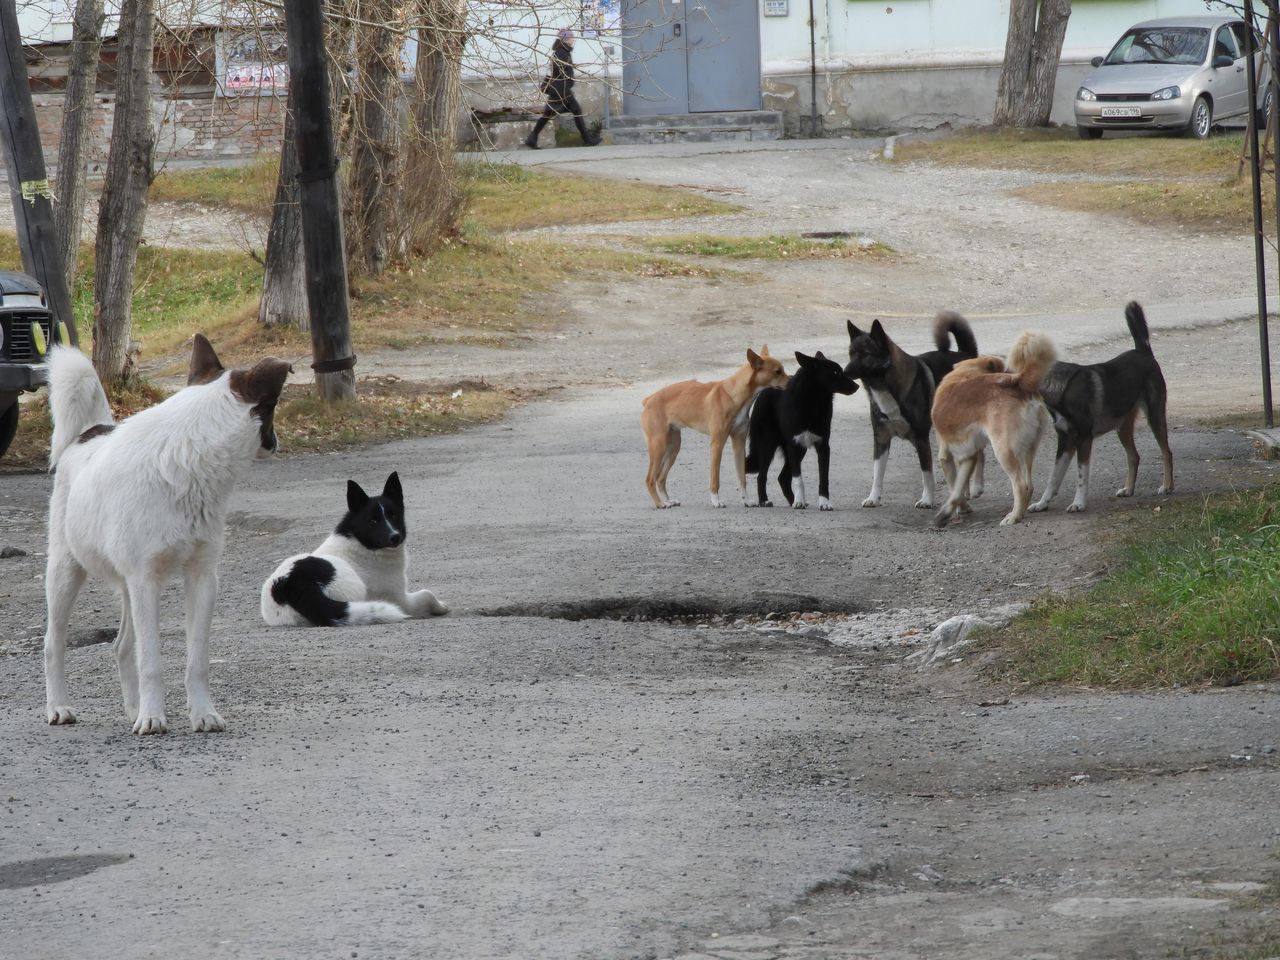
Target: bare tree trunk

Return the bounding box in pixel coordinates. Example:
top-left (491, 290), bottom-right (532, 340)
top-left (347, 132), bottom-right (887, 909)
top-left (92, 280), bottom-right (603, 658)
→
top-left (92, 0), bottom-right (154, 383)
top-left (259, 90), bottom-right (308, 329)
top-left (403, 0), bottom-right (466, 257)
top-left (346, 0), bottom-right (403, 278)
top-left (54, 0), bottom-right (104, 295)
top-left (994, 0), bottom-right (1072, 127)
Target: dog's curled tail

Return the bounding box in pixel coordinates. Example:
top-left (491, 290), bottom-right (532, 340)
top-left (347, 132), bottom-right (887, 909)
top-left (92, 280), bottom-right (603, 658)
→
top-left (1004, 331), bottom-right (1057, 396)
top-left (1125, 301), bottom-right (1153, 355)
top-left (934, 311), bottom-right (978, 358)
top-left (47, 346), bottom-right (114, 469)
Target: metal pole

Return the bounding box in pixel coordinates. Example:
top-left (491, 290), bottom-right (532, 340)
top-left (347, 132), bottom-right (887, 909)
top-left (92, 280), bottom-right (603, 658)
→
top-left (1246, 0), bottom-right (1274, 427)
top-left (808, 0), bottom-right (817, 137)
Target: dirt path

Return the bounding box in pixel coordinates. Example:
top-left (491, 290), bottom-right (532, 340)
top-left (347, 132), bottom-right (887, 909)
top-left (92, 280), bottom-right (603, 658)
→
top-left (1, 140), bottom-right (1277, 960)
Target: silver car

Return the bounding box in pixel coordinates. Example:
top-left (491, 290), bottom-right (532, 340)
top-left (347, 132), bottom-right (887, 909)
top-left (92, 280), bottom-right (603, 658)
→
top-left (1075, 15), bottom-right (1270, 139)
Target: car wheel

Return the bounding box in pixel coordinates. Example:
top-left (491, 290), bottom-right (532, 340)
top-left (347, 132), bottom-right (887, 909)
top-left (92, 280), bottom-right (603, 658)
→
top-left (1077, 125), bottom-right (1103, 140)
top-left (1259, 86), bottom-right (1274, 131)
top-left (1186, 96), bottom-right (1213, 139)
top-left (0, 400), bottom-right (18, 459)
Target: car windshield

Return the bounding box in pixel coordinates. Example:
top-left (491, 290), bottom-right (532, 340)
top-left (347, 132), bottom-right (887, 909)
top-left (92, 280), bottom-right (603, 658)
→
top-left (1103, 27), bottom-right (1209, 66)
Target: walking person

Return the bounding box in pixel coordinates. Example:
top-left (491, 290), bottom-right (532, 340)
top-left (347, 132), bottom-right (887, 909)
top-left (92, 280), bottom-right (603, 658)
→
top-left (525, 29), bottom-right (601, 148)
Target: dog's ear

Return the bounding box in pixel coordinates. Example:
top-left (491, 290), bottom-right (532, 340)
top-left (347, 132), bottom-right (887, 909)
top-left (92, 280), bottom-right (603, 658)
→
top-left (815, 350), bottom-right (827, 362)
top-left (188, 334), bottom-right (224, 385)
top-left (760, 344), bottom-right (771, 357)
top-left (347, 480), bottom-right (370, 512)
top-left (847, 319), bottom-right (862, 339)
top-left (746, 348), bottom-right (764, 369)
top-left (870, 319), bottom-right (889, 344)
top-left (383, 471), bottom-right (403, 504)
top-left (794, 351), bottom-right (813, 368)
top-left (230, 358), bottom-right (293, 408)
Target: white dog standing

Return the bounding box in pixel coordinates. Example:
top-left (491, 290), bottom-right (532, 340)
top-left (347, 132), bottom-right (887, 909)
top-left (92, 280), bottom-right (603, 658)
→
top-left (43, 337), bottom-right (291, 734)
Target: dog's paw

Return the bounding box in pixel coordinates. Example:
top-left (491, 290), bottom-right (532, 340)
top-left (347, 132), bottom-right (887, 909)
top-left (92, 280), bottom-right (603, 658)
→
top-left (132, 713), bottom-right (168, 735)
top-left (792, 500), bottom-right (808, 510)
top-left (1114, 487), bottom-right (1134, 498)
top-left (46, 705), bottom-right (77, 725)
top-left (818, 497), bottom-right (833, 511)
top-left (1067, 501), bottom-right (1087, 513)
top-left (999, 512), bottom-right (1023, 526)
top-left (710, 497), bottom-right (727, 509)
top-left (1027, 501), bottom-right (1049, 513)
top-left (190, 710), bottom-right (226, 733)
top-left (913, 497), bottom-right (934, 509)
top-left (1157, 484), bottom-right (1173, 495)
top-left (861, 496), bottom-right (881, 508)
top-left (744, 499), bottom-right (758, 508)
top-left (759, 499), bottom-right (773, 507)
top-left (968, 486), bottom-right (984, 499)
top-left (430, 600), bottom-right (450, 616)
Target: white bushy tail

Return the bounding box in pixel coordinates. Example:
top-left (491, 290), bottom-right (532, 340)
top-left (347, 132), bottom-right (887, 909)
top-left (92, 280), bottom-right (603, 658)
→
top-left (47, 346), bottom-right (114, 468)
top-left (342, 601), bottom-right (410, 626)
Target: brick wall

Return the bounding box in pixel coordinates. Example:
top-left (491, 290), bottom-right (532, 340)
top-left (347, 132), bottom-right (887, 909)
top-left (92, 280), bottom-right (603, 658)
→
top-left (32, 92), bottom-right (287, 168)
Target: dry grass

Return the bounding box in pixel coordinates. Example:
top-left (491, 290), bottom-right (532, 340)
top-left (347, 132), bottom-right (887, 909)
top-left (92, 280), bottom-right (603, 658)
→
top-left (1, 376), bottom-right (516, 473)
top-left (894, 127), bottom-right (1249, 178)
top-left (1010, 176), bottom-right (1273, 233)
top-left (894, 128), bottom-right (1279, 233)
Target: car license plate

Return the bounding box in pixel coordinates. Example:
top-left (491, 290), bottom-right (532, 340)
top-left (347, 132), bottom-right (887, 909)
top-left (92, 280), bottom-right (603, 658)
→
top-left (1100, 107), bottom-right (1142, 118)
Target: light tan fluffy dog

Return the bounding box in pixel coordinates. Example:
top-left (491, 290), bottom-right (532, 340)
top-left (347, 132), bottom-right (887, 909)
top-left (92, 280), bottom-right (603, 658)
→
top-left (642, 347), bottom-right (790, 508)
top-left (932, 331), bottom-right (1056, 527)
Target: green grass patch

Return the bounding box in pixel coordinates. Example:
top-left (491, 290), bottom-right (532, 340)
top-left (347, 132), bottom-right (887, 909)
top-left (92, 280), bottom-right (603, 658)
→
top-left (641, 233), bottom-right (893, 260)
top-left (459, 161), bottom-right (740, 231)
top-left (893, 127), bottom-right (1248, 178)
top-left (151, 157), bottom-right (278, 214)
top-left (985, 488), bottom-right (1280, 688)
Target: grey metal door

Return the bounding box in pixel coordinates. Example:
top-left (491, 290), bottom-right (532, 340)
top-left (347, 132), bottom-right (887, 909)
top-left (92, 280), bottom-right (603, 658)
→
top-left (686, 0), bottom-right (761, 112)
top-left (622, 0), bottom-right (689, 116)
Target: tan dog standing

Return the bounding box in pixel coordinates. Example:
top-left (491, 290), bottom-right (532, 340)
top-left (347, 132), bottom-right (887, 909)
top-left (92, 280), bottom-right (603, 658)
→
top-left (642, 347), bottom-right (790, 508)
top-left (932, 331), bottom-right (1056, 527)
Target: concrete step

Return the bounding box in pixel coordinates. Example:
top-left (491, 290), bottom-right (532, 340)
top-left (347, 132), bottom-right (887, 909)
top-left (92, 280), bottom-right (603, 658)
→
top-left (607, 110), bottom-right (783, 144)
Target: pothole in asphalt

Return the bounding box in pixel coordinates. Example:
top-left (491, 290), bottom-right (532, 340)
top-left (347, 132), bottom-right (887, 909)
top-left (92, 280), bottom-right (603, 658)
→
top-left (478, 593), bottom-right (865, 622)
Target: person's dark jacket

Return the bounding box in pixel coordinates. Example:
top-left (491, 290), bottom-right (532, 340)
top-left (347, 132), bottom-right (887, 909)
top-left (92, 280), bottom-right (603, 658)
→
top-left (544, 39), bottom-right (575, 106)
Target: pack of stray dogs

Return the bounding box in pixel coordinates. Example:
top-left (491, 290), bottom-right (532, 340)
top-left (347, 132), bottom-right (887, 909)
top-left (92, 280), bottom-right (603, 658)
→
top-left (41, 337), bottom-right (447, 735)
top-left (640, 300), bottom-right (1173, 528)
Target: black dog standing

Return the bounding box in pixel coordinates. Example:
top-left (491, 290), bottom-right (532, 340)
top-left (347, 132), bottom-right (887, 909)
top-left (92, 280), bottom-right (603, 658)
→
top-left (525, 29), bottom-right (601, 149)
top-left (746, 351), bottom-right (859, 510)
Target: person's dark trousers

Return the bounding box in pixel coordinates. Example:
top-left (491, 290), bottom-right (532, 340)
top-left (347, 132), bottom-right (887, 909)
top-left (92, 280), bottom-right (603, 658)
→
top-left (525, 95), bottom-right (599, 148)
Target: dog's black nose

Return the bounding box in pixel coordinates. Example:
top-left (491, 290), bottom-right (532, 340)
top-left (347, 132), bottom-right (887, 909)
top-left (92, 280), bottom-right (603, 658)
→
top-left (389, 532), bottom-right (403, 547)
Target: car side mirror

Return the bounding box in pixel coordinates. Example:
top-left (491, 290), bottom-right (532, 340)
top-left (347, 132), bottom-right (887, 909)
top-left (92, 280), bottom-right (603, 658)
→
top-left (1214, 54), bottom-right (1235, 69)
top-left (1090, 56), bottom-right (1104, 68)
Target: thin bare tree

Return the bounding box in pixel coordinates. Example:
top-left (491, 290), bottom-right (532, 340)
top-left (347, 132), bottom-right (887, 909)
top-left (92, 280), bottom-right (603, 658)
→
top-left (93, 0), bottom-right (155, 383)
top-left (402, 0), bottom-right (467, 257)
top-left (345, 0), bottom-right (404, 278)
top-left (258, 87), bottom-right (308, 329)
top-left (54, 0), bottom-right (105, 295)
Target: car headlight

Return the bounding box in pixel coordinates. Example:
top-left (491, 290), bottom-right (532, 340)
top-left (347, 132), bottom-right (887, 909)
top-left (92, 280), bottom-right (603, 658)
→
top-left (1077, 86), bottom-right (1097, 101)
top-left (1151, 85), bottom-right (1182, 101)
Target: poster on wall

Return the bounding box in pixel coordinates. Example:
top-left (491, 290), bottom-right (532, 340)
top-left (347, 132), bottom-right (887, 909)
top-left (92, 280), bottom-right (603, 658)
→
top-left (580, 0), bottom-right (620, 39)
top-left (221, 30), bottom-right (289, 95)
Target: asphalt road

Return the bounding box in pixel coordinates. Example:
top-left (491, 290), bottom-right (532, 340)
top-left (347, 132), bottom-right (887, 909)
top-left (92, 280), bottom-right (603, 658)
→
top-left (2, 139), bottom-right (1279, 960)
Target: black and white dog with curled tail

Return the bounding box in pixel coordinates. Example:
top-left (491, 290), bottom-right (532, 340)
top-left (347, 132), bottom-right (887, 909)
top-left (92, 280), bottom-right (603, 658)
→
top-left (260, 472), bottom-right (449, 627)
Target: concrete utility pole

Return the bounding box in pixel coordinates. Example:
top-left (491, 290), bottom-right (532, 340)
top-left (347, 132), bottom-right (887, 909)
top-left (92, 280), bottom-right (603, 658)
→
top-left (0, 0), bottom-right (77, 346)
top-left (284, 0), bottom-right (356, 401)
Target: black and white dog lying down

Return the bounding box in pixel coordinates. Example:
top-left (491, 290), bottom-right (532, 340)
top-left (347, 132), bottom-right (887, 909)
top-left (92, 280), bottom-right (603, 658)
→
top-left (261, 471), bottom-right (449, 627)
